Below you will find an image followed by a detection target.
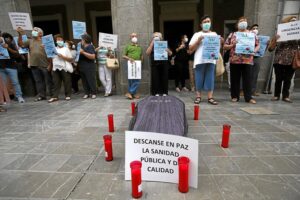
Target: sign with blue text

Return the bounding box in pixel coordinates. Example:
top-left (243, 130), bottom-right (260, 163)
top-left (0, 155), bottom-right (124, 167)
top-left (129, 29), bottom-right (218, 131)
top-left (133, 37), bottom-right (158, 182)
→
top-left (202, 35), bottom-right (220, 60)
top-left (42, 34), bottom-right (57, 58)
top-left (235, 32), bottom-right (255, 55)
top-left (154, 41), bottom-right (168, 61)
top-left (255, 35), bottom-right (270, 57)
top-left (0, 44), bottom-right (10, 59)
top-left (75, 43), bottom-right (81, 62)
top-left (72, 21), bottom-right (86, 40)
top-left (125, 131), bottom-right (198, 188)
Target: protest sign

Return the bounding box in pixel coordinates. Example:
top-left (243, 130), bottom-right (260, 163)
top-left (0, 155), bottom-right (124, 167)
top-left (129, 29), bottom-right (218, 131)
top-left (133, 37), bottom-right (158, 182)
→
top-left (72, 21), bottom-right (86, 39)
top-left (8, 12), bottom-right (33, 30)
top-left (42, 34), bottom-right (57, 58)
top-left (202, 35), bottom-right (220, 60)
top-left (235, 32), bottom-right (255, 54)
top-left (277, 20), bottom-right (300, 42)
top-left (154, 41), bottom-right (168, 61)
top-left (99, 33), bottom-right (118, 50)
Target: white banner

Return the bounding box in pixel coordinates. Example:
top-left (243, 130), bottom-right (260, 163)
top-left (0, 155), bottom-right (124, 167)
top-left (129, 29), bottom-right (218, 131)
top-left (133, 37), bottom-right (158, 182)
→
top-left (277, 20), bottom-right (300, 42)
top-left (98, 32), bottom-right (118, 50)
top-left (8, 12), bottom-right (33, 30)
top-left (128, 61), bottom-right (142, 79)
top-left (125, 131), bottom-right (198, 188)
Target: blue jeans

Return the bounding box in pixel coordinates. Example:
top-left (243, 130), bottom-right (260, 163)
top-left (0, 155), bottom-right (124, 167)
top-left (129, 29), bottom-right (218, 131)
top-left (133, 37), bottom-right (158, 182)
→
top-left (194, 63), bottom-right (215, 92)
top-left (0, 68), bottom-right (23, 98)
top-left (128, 79), bottom-right (140, 95)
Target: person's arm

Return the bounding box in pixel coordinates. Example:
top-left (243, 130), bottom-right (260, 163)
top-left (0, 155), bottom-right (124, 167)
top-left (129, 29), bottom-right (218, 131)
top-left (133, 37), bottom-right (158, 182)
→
top-left (189, 35), bottom-right (204, 53)
top-left (268, 35), bottom-right (279, 52)
top-left (80, 45), bottom-right (95, 60)
top-left (166, 48), bottom-right (172, 56)
top-left (223, 33), bottom-right (237, 51)
top-left (58, 49), bottom-right (73, 62)
top-left (176, 44), bottom-right (185, 52)
top-left (5, 44), bottom-right (19, 55)
top-left (146, 40), bottom-right (154, 56)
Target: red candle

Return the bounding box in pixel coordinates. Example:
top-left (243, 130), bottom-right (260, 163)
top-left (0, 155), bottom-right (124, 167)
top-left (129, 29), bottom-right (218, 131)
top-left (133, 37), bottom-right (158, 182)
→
top-left (130, 161), bottom-right (142, 198)
top-left (194, 105), bottom-right (200, 120)
top-left (178, 156), bottom-right (190, 193)
top-left (103, 135), bottom-right (113, 161)
top-left (221, 124), bottom-right (231, 148)
top-left (107, 114), bottom-right (114, 132)
top-left (131, 102), bottom-right (135, 116)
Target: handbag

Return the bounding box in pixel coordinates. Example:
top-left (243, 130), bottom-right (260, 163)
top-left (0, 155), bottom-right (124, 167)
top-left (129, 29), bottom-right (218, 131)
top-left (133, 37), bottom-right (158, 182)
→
top-left (216, 53), bottom-right (225, 76)
top-left (292, 46), bottom-right (300, 70)
top-left (106, 58), bottom-right (119, 69)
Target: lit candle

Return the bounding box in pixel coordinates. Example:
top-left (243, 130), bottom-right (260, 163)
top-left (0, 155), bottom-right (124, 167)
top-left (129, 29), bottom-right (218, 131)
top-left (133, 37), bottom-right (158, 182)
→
top-left (221, 124), bottom-right (231, 148)
top-left (107, 114), bottom-right (114, 132)
top-left (194, 105), bottom-right (200, 120)
top-left (130, 161), bottom-right (142, 198)
top-left (103, 135), bottom-right (113, 161)
top-left (131, 102), bottom-right (135, 116)
top-left (178, 156), bottom-right (189, 193)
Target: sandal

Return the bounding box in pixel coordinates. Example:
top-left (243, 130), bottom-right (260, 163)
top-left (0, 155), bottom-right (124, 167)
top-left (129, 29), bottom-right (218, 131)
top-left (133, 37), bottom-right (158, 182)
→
top-left (34, 97), bottom-right (46, 102)
top-left (194, 97), bottom-right (201, 104)
top-left (208, 98), bottom-right (218, 105)
top-left (65, 97), bottom-right (71, 101)
top-left (282, 98), bottom-right (292, 103)
top-left (48, 98), bottom-right (58, 103)
top-left (271, 96), bottom-right (279, 101)
top-left (249, 99), bottom-right (257, 104)
top-left (0, 107), bottom-right (6, 112)
top-left (231, 98), bottom-right (238, 102)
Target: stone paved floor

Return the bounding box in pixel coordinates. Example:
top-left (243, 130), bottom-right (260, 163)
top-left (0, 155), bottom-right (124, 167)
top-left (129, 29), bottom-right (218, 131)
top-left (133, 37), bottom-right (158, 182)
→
top-left (0, 90), bottom-right (300, 200)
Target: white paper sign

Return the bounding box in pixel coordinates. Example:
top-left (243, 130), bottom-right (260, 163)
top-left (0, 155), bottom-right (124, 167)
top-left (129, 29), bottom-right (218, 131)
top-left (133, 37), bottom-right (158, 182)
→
top-left (99, 32), bottom-right (118, 50)
top-left (277, 20), bottom-right (300, 42)
top-left (125, 131), bottom-right (198, 188)
top-left (128, 61), bottom-right (142, 79)
top-left (8, 12), bottom-right (33, 30)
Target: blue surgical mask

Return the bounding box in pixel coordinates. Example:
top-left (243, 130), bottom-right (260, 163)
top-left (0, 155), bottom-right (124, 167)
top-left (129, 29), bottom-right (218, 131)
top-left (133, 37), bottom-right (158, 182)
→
top-left (32, 31), bottom-right (39, 37)
top-left (238, 21), bottom-right (248, 30)
top-left (57, 41), bottom-right (64, 47)
top-left (202, 23), bottom-right (211, 31)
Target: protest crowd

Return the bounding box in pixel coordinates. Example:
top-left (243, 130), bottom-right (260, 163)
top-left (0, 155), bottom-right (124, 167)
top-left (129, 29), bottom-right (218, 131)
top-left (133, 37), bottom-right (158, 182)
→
top-left (0, 14), bottom-right (299, 112)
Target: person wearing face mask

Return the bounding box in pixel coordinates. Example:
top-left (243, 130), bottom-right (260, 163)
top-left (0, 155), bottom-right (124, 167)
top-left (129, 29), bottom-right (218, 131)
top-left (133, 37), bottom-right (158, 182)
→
top-left (95, 45), bottom-right (113, 97)
top-left (146, 32), bottom-right (173, 96)
top-left (17, 27), bottom-right (53, 101)
top-left (250, 24), bottom-right (261, 97)
top-left (0, 32), bottom-right (25, 103)
top-left (123, 33), bottom-right (143, 99)
top-left (48, 34), bottom-right (73, 103)
top-left (268, 16), bottom-right (299, 103)
top-left (66, 40), bottom-right (81, 94)
top-left (174, 34), bottom-right (190, 92)
top-left (189, 15), bottom-right (219, 105)
top-left (78, 33), bottom-right (97, 99)
top-left (224, 16), bottom-right (260, 104)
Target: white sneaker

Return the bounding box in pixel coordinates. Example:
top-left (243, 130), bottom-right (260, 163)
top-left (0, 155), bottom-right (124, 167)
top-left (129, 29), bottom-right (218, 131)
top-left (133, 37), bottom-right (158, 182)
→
top-left (163, 94), bottom-right (167, 97)
top-left (83, 95), bottom-right (89, 99)
top-left (91, 94), bottom-right (96, 99)
top-left (18, 97), bottom-right (25, 103)
top-left (155, 94), bottom-right (159, 97)
top-left (176, 87), bottom-right (181, 92)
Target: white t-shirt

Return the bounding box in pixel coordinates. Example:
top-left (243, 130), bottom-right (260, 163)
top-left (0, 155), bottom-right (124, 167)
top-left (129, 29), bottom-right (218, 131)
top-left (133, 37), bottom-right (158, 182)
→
top-left (189, 31), bottom-right (217, 68)
top-left (53, 47), bottom-right (72, 71)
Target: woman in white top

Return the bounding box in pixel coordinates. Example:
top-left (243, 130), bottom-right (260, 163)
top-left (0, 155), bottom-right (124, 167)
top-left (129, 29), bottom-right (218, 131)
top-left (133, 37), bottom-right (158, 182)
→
top-left (48, 34), bottom-right (73, 103)
top-left (189, 15), bottom-right (219, 105)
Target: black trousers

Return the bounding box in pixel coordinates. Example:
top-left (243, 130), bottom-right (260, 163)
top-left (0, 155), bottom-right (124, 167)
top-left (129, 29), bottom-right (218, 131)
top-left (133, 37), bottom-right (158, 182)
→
top-left (251, 58), bottom-right (260, 93)
top-left (52, 70), bottom-right (72, 98)
top-left (151, 62), bottom-right (168, 95)
top-left (71, 73), bottom-right (81, 93)
top-left (273, 64), bottom-right (295, 99)
top-left (230, 63), bottom-right (252, 102)
top-left (174, 61), bottom-right (187, 88)
top-left (79, 65), bottom-right (96, 95)
top-left (31, 67), bottom-right (54, 98)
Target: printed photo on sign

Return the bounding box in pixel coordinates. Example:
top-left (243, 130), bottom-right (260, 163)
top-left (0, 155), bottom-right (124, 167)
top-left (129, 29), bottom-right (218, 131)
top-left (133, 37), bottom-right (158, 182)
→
top-left (154, 41), bottom-right (168, 61)
top-left (42, 34), bottom-right (57, 58)
top-left (8, 12), bottom-right (33, 30)
top-left (0, 44), bottom-right (10, 59)
top-left (202, 35), bottom-right (220, 60)
top-left (14, 35), bottom-right (29, 54)
top-left (128, 61), bottom-right (142, 79)
top-left (235, 32), bottom-right (255, 55)
top-left (72, 21), bottom-right (86, 40)
top-left (125, 131), bottom-right (199, 188)
top-left (99, 33), bottom-right (118, 50)
top-left (277, 20), bottom-right (300, 42)
top-left (255, 35), bottom-right (270, 57)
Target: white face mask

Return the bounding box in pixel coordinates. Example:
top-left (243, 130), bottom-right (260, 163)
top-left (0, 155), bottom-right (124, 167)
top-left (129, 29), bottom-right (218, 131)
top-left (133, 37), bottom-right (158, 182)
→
top-left (131, 37), bottom-right (138, 43)
top-left (153, 36), bottom-right (160, 41)
top-left (184, 37), bottom-right (189, 42)
top-left (238, 21), bottom-right (248, 30)
top-left (252, 30), bottom-right (258, 35)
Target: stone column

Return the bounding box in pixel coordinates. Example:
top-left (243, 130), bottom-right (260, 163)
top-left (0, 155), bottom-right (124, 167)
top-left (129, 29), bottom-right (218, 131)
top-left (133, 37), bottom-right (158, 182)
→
top-left (244, 0), bottom-right (280, 92)
top-left (111, 0), bottom-right (154, 95)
